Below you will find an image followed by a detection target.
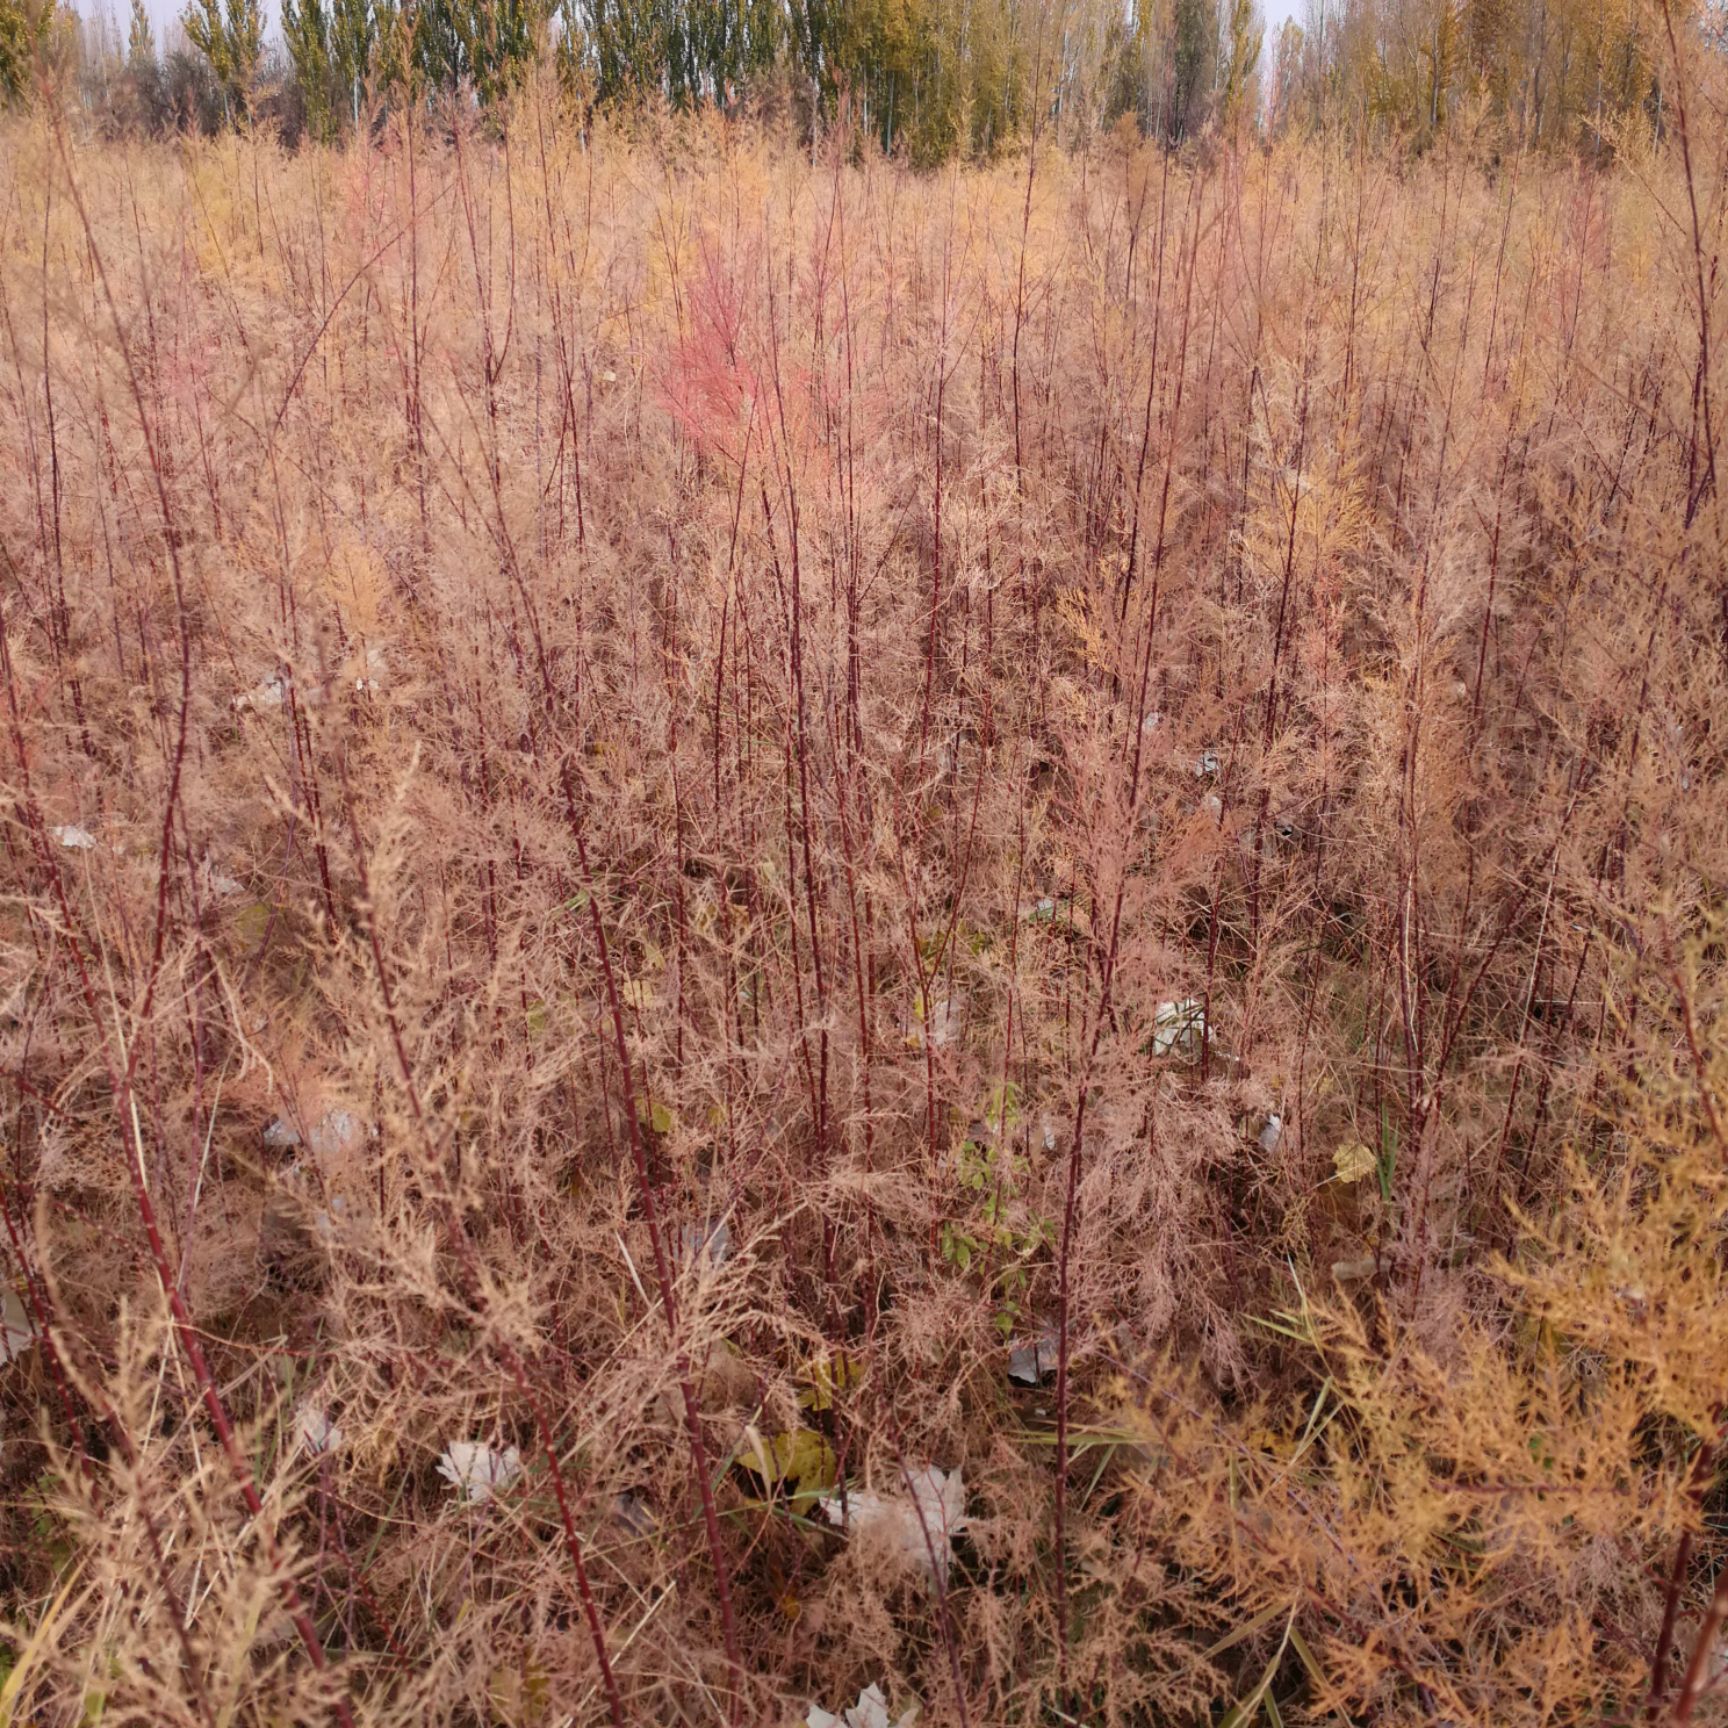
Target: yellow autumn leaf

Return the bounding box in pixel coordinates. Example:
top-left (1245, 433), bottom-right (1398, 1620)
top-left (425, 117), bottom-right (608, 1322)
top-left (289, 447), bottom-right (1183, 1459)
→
top-left (488, 1657), bottom-right (551, 1727)
top-left (1244, 1426), bottom-right (1294, 1460)
top-left (231, 902), bottom-right (275, 948)
top-left (739, 1428), bottom-right (837, 1500)
top-left (797, 1352), bottom-right (864, 1413)
top-left (1332, 1142), bottom-right (1377, 1184)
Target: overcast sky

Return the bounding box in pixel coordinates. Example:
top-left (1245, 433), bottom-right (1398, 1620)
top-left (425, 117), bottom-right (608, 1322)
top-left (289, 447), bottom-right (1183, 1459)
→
top-left (81, 0), bottom-right (1306, 59)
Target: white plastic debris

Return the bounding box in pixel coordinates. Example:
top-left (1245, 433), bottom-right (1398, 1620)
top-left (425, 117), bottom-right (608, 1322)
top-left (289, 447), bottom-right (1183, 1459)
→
top-left (308, 1109), bottom-right (362, 1158)
top-left (611, 1491), bottom-right (657, 1537)
top-left (437, 1442), bottom-right (523, 1504)
top-left (202, 861), bottom-right (244, 898)
top-left (1331, 1255), bottom-right (1379, 1283)
top-left (1257, 1114), bottom-right (1284, 1154)
top-left (294, 1403), bottom-right (343, 1457)
top-left (1202, 794), bottom-right (1223, 818)
top-left (1150, 998), bottom-right (1207, 1059)
top-left (1193, 749), bottom-right (1220, 777)
top-left (352, 644), bottom-right (389, 694)
top-left (1141, 710), bottom-right (1163, 733)
top-left (0, 1285), bottom-right (36, 1365)
top-left (1008, 1327), bottom-right (1060, 1385)
top-left (807, 1682), bottom-right (919, 1728)
top-left (311, 1192), bottom-right (351, 1245)
top-left (233, 673), bottom-right (288, 712)
top-left (819, 1465), bottom-right (967, 1588)
top-left (50, 825), bottom-right (96, 852)
top-left (264, 1107), bottom-right (362, 1159)
top-left (681, 1217), bottom-right (732, 1270)
top-left (1667, 717), bottom-right (1693, 791)
top-left (909, 992), bottom-right (965, 1052)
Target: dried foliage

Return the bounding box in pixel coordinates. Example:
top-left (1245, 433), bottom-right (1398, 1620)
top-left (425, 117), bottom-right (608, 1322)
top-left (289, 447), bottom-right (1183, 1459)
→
top-left (0, 72), bottom-right (1726, 1727)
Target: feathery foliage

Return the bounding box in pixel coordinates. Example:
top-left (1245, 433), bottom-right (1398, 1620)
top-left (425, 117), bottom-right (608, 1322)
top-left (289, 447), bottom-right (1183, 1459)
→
top-left (0, 39), bottom-right (1726, 1723)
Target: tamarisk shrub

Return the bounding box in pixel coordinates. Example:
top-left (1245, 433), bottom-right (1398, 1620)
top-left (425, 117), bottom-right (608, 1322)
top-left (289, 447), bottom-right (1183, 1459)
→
top-left (0, 61), bottom-right (1724, 1725)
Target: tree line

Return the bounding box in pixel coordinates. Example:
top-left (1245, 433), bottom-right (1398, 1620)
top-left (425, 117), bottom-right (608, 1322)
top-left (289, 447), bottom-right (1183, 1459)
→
top-left (4, 0), bottom-right (1724, 155)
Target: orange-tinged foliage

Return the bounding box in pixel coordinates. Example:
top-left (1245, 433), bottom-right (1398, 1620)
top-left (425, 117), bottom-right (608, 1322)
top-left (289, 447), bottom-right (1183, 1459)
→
top-left (0, 83), bottom-right (1725, 1726)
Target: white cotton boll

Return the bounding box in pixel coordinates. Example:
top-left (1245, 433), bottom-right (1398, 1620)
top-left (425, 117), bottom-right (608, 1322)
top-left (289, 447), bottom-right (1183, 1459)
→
top-left (438, 1442), bottom-right (523, 1504)
top-left (295, 1403), bottom-right (343, 1457)
top-left (51, 824), bottom-right (96, 852)
top-left (1258, 1114), bottom-right (1284, 1154)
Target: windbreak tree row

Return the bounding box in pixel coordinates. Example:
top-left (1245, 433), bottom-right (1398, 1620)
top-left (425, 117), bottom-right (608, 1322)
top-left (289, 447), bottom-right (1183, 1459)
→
top-left (13, 0), bottom-right (1723, 157)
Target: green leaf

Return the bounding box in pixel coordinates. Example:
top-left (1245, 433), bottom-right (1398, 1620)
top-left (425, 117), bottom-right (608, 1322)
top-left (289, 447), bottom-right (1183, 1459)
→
top-left (985, 1079), bottom-right (1021, 1129)
top-left (1377, 1103), bottom-right (1397, 1202)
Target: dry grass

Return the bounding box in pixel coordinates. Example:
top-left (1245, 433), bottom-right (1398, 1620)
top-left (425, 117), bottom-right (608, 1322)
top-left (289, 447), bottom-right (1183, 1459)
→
top-left (1, 91), bottom-right (1726, 1727)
